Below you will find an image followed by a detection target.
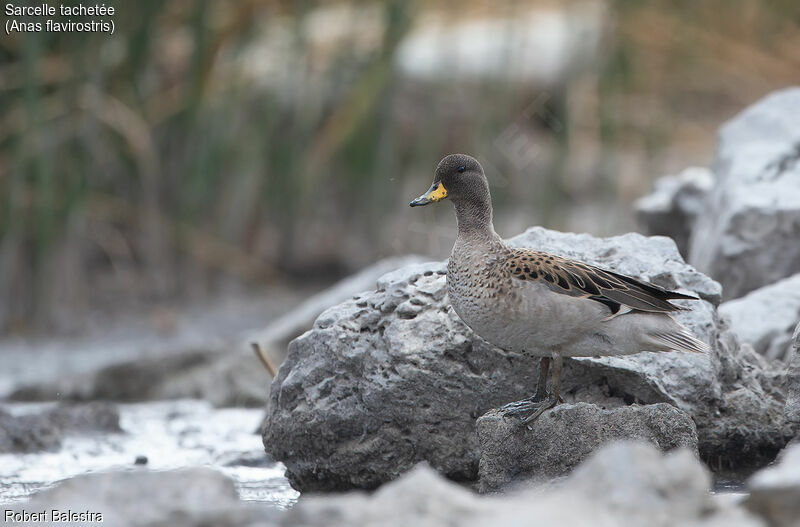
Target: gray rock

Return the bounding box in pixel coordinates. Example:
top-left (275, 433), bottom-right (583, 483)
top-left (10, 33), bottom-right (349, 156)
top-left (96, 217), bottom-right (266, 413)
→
top-left (287, 441), bottom-right (762, 527)
top-left (794, 322), bottom-right (800, 349)
top-left (564, 441), bottom-right (713, 526)
top-left (636, 167), bottom-right (714, 256)
top-left (0, 402), bottom-right (120, 453)
top-left (40, 401), bottom-right (121, 433)
top-left (153, 350), bottom-right (274, 407)
top-left (264, 227), bottom-right (787, 492)
top-left (9, 348), bottom-right (275, 408)
top-left (246, 255), bottom-right (428, 348)
top-left (6, 468), bottom-right (278, 527)
top-left (285, 463), bottom-right (493, 527)
top-left (9, 349), bottom-right (222, 401)
top-left (0, 407), bottom-right (61, 453)
top-left (689, 88), bottom-right (800, 300)
top-left (476, 402), bottom-right (698, 492)
top-left (786, 323), bottom-right (800, 430)
top-left (745, 443), bottom-right (800, 527)
top-left (265, 261), bottom-right (498, 492)
top-left (7, 441), bottom-right (762, 527)
top-left (156, 257), bottom-right (429, 407)
top-left (719, 274), bottom-right (800, 361)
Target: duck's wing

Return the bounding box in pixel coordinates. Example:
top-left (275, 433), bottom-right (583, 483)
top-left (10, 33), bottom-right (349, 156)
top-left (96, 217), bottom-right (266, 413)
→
top-left (504, 248), bottom-right (698, 314)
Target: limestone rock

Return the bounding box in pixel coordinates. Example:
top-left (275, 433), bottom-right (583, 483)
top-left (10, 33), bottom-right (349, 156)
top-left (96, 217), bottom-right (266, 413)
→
top-left (635, 167), bottom-right (714, 256)
top-left (794, 322), bottom-right (800, 349)
top-left (265, 260), bottom-right (512, 491)
top-left (6, 468), bottom-right (278, 527)
top-left (719, 273), bottom-right (800, 361)
top-left (0, 402), bottom-right (120, 453)
top-left (786, 322), bottom-right (800, 430)
top-left (476, 402), bottom-right (698, 492)
top-left (287, 441), bottom-right (762, 527)
top-left (8, 349), bottom-right (230, 402)
top-left (245, 255), bottom-right (428, 347)
top-left (689, 88), bottom-right (800, 300)
top-left (264, 227), bottom-right (786, 492)
top-left (7, 441), bottom-right (764, 527)
top-left (564, 441), bottom-right (713, 526)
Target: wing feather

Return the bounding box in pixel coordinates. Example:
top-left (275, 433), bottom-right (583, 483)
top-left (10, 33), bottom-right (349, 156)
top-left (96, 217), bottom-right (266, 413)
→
top-left (505, 249), bottom-right (698, 314)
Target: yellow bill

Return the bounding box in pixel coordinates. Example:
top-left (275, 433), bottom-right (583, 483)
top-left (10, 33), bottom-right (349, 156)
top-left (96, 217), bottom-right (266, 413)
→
top-left (409, 182), bottom-right (448, 207)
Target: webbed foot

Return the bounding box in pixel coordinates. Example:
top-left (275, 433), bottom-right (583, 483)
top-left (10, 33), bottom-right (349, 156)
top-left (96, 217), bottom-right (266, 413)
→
top-left (499, 396), bottom-right (542, 419)
top-left (521, 393), bottom-right (561, 425)
top-left (499, 393), bottom-right (562, 426)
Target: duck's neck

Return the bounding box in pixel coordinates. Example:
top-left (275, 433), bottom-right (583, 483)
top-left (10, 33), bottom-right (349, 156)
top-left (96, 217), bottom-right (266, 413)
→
top-left (453, 197), bottom-right (496, 241)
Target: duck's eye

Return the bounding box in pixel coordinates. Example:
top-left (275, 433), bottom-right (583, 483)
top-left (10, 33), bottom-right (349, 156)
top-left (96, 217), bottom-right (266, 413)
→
top-left (457, 166), bottom-right (466, 173)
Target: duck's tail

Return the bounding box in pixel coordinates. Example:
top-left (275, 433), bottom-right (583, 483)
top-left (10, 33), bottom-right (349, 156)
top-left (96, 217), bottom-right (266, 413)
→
top-left (650, 326), bottom-right (710, 354)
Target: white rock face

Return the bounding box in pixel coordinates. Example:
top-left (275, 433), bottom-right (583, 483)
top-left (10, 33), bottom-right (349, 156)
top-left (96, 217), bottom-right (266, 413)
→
top-left (635, 167), bottom-right (714, 257)
top-left (719, 273), bottom-right (800, 361)
top-left (689, 88), bottom-right (800, 300)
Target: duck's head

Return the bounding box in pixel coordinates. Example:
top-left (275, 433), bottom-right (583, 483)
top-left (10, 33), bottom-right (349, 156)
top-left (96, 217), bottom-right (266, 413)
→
top-left (409, 154), bottom-right (488, 208)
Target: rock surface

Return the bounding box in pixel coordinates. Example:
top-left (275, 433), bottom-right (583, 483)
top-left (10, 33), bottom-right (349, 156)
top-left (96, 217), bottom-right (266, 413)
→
top-left (0, 402), bottom-right (120, 453)
top-left (287, 441), bottom-right (763, 527)
top-left (745, 443), bottom-right (800, 527)
top-left (635, 167), bottom-right (714, 257)
top-left (794, 322), bottom-right (800, 349)
top-left (562, 441), bottom-right (716, 526)
top-left (476, 402), bottom-right (698, 492)
top-left (9, 441), bottom-right (770, 527)
top-left (8, 349), bottom-right (229, 401)
top-left (689, 88), bottom-right (800, 300)
top-left (245, 255), bottom-right (427, 348)
top-left (264, 226), bottom-right (787, 492)
top-left (787, 322), bottom-right (800, 431)
top-left (6, 468), bottom-right (278, 527)
top-left (719, 273), bottom-right (800, 361)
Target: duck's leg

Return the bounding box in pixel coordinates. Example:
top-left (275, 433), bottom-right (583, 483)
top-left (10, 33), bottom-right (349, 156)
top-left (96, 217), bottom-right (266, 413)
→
top-left (499, 356), bottom-right (551, 417)
top-left (532, 356), bottom-right (551, 402)
top-left (521, 354), bottom-right (563, 425)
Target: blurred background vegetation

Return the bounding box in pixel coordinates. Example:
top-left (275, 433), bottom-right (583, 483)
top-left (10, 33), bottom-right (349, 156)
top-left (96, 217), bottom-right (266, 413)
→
top-left (1, 0), bottom-right (799, 334)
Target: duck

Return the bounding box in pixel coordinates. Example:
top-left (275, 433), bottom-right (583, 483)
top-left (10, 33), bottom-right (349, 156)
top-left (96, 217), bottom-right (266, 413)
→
top-left (409, 153), bottom-right (709, 424)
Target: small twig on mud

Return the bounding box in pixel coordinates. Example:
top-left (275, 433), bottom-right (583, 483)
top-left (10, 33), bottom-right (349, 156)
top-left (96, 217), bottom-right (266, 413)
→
top-left (251, 342), bottom-right (278, 378)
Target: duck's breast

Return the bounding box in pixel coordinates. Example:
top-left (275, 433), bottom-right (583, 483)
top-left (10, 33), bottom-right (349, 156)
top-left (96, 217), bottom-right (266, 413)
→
top-left (447, 255), bottom-right (610, 353)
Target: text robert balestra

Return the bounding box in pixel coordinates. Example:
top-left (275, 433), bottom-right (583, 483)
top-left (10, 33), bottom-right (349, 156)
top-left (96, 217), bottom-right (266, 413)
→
top-left (4, 509), bottom-right (104, 523)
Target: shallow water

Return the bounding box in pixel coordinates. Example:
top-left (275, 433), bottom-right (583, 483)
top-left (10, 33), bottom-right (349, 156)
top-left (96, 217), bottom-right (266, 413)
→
top-left (0, 400), bottom-right (299, 508)
top-left (0, 398), bottom-right (753, 510)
